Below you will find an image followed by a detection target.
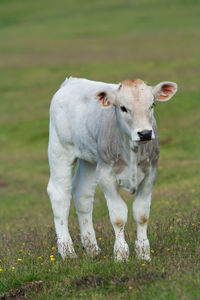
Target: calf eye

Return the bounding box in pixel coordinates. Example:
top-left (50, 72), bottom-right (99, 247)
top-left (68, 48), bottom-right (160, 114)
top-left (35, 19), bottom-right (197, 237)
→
top-left (120, 106), bottom-right (128, 113)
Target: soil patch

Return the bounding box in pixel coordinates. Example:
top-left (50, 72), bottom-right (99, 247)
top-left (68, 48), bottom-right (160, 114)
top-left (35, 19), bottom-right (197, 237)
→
top-left (0, 280), bottom-right (43, 300)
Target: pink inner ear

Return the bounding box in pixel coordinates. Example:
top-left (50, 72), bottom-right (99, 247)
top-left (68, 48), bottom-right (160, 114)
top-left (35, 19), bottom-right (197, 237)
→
top-left (159, 84), bottom-right (175, 100)
top-left (97, 92), bottom-right (111, 107)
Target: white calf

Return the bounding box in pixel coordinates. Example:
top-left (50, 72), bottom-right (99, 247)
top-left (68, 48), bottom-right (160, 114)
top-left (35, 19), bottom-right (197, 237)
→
top-left (47, 77), bottom-right (177, 261)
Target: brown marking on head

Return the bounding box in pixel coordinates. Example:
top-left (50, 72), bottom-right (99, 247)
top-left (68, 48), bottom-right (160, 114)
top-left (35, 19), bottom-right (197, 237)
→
top-left (122, 78), bottom-right (144, 87)
top-left (139, 215), bottom-right (148, 225)
top-left (114, 218), bottom-right (124, 228)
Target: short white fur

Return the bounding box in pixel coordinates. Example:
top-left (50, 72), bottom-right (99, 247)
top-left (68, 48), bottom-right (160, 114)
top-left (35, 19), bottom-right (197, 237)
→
top-left (47, 77), bottom-right (177, 261)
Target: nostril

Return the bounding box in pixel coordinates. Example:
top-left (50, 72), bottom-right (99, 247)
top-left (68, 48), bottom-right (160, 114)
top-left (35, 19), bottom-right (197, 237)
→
top-left (137, 130), bottom-right (152, 140)
top-left (137, 132), bottom-right (143, 138)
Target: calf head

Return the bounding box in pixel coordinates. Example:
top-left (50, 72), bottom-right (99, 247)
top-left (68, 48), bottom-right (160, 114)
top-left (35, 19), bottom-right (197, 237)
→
top-left (96, 79), bottom-right (177, 143)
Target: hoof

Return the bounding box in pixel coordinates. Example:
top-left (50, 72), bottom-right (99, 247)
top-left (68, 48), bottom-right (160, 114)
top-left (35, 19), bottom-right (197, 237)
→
top-left (58, 241), bottom-right (77, 259)
top-left (114, 241), bottom-right (129, 262)
top-left (86, 246), bottom-right (101, 257)
top-left (83, 239), bottom-right (101, 257)
top-left (135, 239), bottom-right (151, 261)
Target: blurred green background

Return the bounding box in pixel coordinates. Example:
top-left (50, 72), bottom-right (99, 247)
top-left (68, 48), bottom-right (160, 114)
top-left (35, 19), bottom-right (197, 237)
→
top-left (0, 0), bottom-right (200, 299)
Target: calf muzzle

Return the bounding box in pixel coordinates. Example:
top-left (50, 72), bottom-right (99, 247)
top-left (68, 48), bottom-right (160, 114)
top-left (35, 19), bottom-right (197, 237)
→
top-left (137, 130), bottom-right (152, 141)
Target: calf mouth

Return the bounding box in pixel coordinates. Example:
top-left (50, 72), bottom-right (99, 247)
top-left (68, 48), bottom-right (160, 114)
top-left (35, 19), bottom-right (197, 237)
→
top-left (139, 137), bottom-right (152, 142)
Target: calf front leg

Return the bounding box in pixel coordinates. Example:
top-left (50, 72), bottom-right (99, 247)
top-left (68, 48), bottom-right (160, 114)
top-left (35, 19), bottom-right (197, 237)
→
top-left (133, 194), bottom-right (151, 261)
top-left (98, 164), bottom-right (129, 261)
top-left (133, 167), bottom-right (156, 261)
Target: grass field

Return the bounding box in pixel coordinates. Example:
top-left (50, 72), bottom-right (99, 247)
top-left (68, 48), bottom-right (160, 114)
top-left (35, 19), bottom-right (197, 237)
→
top-left (0, 0), bottom-right (200, 299)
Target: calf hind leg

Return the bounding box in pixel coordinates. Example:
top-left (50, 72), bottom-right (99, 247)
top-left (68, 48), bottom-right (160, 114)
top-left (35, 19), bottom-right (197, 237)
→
top-left (47, 133), bottom-right (77, 259)
top-left (73, 160), bottom-right (100, 256)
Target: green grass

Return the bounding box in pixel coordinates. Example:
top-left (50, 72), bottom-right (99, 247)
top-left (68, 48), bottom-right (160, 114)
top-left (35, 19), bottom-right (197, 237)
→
top-left (0, 0), bottom-right (200, 299)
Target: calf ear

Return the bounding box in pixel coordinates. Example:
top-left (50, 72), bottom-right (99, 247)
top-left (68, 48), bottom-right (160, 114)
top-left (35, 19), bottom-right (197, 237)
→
top-left (152, 81), bottom-right (178, 101)
top-left (95, 90), bottom-right (116, 107)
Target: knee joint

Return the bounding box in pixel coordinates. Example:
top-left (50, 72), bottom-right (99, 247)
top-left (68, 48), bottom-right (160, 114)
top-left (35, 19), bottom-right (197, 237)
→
top-left (76, 196), bottom-right (93, 214)
top-left (134, 209), bottom-right (149, 225)
top-left (138, 215), bottom-right (148, 225)
top-left (113, 217), bottom-right (126, 229)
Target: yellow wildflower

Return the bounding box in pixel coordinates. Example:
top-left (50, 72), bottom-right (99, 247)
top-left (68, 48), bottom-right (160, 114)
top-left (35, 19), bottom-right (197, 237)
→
top-left (17, 258), bottom-right (22, 261)
top-left (51, 246), bottom-right (56, 250)
top-left (151, 250), bottom-right (154, 253)
top-left (50, 258), bottom-right (55, 261)
top-left (98, 237), bottom-right (102, 241)
top-left (142, 263), bottom-right (146, 267)
top-left (0, 269), bottom-right (3, 272)
top-left (129, 286), bottom-right (133, 290)
top-left (104, 256), bottom-right (107, 259)
top-left (12, 267), bottom-right (15, 270)
top-left (167, 248), bottom-right (170, 251)
top-left (50, 255), bottom-right (54, 258)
